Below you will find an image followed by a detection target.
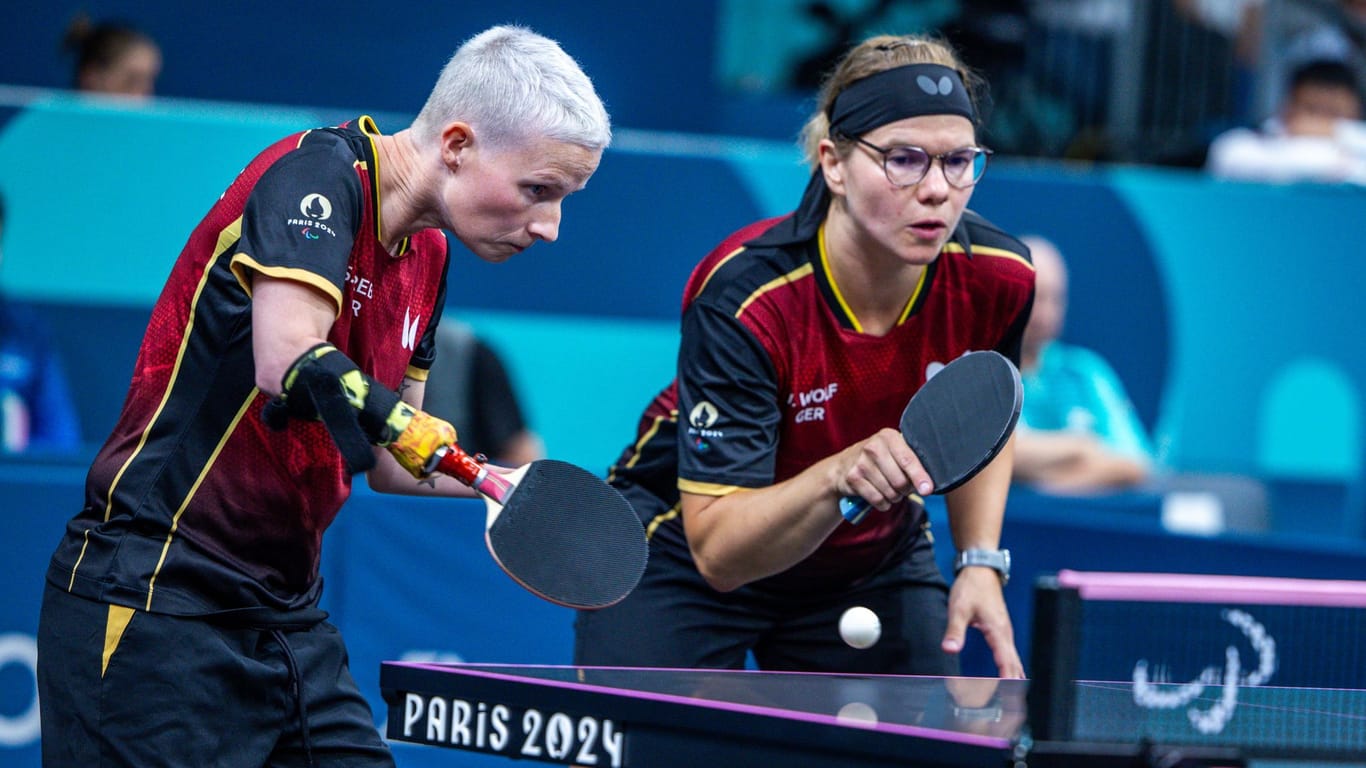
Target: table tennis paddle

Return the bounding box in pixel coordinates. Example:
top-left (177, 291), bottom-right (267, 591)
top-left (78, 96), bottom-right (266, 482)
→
top-left (839, 350), bottom-right (1023, 525)
top-left (425, 444), bottom-right (648, 609)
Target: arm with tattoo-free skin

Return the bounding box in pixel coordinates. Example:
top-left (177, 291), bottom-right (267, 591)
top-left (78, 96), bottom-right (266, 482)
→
top-left (680, 425), bottom-right (930, 594)
top-left (680, 424), bottom-right (1023, 678)
top-left (941, 434), bottom-right (1023, 677)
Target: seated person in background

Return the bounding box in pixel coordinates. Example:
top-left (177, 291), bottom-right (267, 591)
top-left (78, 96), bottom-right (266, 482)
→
top-left (1206, 58), bottom-right (1366, 185)
top-left (0, 190), bottom-right (82, 455)
top-left (62, 13), bottom-right (162, 98)
top-left (422, 319), bottom-right (544, 467)
top-left (1013, 235), bottom-right (1153, 494)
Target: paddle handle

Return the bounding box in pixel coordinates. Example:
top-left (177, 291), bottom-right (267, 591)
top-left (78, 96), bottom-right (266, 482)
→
top-left (838, 496), bottom-right (872, 525)
top-left (428, 444), bottom-right (515, 504)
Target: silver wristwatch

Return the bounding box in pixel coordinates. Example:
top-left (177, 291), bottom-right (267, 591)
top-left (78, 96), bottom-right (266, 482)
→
top-left (954, 548), bottom-right (1011, 585)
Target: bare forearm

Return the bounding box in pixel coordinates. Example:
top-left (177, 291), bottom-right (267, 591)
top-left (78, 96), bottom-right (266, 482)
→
top-left (683, 427), bottom-right (935, 592)
top-left (946, 436), bottom-right (1013, 551)
top-left (682, 454), bottom-right (848, 592)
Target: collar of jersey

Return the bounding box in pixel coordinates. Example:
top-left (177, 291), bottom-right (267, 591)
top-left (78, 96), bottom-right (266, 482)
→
top-left (356, 115), bottom-right (411, 257)
top-left (815, 221), bottom-right (934, 333)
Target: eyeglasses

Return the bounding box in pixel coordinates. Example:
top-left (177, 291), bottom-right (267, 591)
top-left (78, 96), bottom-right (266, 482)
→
top-left (844, 135), bottom-right (992, 189)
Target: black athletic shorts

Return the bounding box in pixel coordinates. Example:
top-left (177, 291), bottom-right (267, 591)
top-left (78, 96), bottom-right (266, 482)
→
top-left (574, 520), bottom-right (956, 674)
top-left (37, 583), bottom-right (393, 767)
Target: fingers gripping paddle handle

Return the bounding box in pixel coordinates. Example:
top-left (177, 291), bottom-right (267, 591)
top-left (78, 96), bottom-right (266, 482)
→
top-left (427, 444), bottom-right (514, 505)
top-left (838, 351), bottom-right (1022, 525)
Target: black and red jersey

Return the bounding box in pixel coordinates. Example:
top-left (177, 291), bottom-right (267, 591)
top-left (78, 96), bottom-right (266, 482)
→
top-left (49, 116), bottom-right (450, 615)
top-left (610, 209), bottom-right (1034, 592)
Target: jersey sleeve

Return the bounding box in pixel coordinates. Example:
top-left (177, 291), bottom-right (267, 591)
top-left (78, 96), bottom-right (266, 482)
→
top-left (675, 301), bottom-right (782, 494)
top-left (231, 138), bottom-right (363, 315)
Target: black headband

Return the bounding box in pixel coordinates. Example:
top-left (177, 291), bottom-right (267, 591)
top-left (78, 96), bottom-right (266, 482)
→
top-left (779, 64), bottom-right (976, 242)
top-left (829, 63), bottom-right (975, 137)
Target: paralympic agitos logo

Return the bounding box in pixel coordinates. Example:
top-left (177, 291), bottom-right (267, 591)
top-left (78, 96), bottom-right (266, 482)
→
top-left (1130, 609), bottom-right (1276, 734)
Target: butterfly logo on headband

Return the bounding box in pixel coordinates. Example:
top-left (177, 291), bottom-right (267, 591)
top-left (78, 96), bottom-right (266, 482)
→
top-left (917, 75), bottom-right (955, 96)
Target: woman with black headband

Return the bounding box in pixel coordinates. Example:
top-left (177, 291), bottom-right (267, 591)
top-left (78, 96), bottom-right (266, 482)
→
top-left (576, 34), bottom-right (1033, 677)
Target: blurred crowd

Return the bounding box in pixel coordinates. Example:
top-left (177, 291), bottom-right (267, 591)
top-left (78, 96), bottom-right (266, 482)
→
top-left (722, 0), bottom-right (1366, 170)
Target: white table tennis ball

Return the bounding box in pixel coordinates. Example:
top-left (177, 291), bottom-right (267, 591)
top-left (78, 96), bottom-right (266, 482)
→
top-left (839, 606), bottom-right (881, 649)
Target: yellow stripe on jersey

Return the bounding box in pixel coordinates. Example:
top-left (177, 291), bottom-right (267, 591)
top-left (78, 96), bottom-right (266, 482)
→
top-left (97, 239), bottom-right (235, 524)
top-left (817, 221), bottom-right (862, 332)
top-left (645, 505), bottom-right (681, 541)
top-left (144, 391), bottom-right (258, 611)
top-left (69, 530), bottom-right (91, 592)
top-left (626, 411), bottom-right (675, 472)
top-left (896, 261), bottom-right (930, 325)
top-left (678, 478), bottom-right (748, 497)
top-left (690, 245), bottom-right (746, 304)
top-left (736, 263), bottom-right (813, 318)
top-left (942, 242), bottom-right (1035, 271)
top-left (356, 115), bottom-right (409, 254)
top-left (231, 254), bottom-right (345, 318)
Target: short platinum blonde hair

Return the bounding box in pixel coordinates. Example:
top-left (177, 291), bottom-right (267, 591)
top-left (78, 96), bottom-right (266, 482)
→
top-left (412, 25), bottom-right (611, 151)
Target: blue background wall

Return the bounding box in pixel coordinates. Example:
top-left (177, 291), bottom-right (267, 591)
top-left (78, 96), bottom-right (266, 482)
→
top-left (0, 1), bottom-right (728, 137)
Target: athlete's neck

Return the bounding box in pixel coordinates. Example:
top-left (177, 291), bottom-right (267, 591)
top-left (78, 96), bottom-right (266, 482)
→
top-left (821, 208), bottom-right (925, 336)
top-left (372, 130), bottom-right (424, 255)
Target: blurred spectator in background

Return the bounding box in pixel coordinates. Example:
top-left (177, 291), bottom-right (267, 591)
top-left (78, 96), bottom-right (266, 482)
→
top-left (1013, 234), bottom-right (1269, 532)
top-left (1177, 0), bottom-right (1366, 121)
top-left (1206, 57), bottom-right (1366, 184)
top-left (1021, 0), bottom-right (1134, 157)
top-left (1171, 0), bottom-right (1265, 125)
top-left (0, 189), bottom-right (82, 455)
top-left (717, 0), bottom-right (959, 94)
top-left (62, 14), bottom-right (161, 98)
top-left (422, 319), bottom-right (544, 467)
top-left (1013, 234), bottom-right (1154, 494)
top-left (1173, 0), bottom-right (1263, 67)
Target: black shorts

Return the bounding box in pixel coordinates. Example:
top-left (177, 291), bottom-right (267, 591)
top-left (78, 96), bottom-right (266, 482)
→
top-left (37, 583), bottom-right (393, 768)
top-left (574, 521), bottom-right (955, 675)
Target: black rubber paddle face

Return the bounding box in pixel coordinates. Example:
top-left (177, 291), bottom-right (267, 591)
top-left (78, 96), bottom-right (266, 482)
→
top-left (903, 351), bottom-right (1022, 494)
top-left (485, 460), bottom-right (648, 609)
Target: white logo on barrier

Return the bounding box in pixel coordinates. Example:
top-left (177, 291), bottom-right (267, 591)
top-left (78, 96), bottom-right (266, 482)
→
top-left (0, 633), bottom-right (40, 747)
top-left (1130, 609), bottom-right (1277, 734)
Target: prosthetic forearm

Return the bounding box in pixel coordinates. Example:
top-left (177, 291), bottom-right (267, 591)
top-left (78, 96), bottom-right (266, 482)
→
top-left (262, 342), bottom-right (455, 477)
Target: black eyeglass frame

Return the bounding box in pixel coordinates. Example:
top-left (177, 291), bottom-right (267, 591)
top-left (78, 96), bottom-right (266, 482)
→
top-left (841, 134), bottom-right (993, 189)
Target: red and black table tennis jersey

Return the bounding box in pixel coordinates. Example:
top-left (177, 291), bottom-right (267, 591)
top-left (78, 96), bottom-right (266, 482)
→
top-left (610, 210), bottom-right (1034, 593)
top-left (47, 116), bottom-right (450, 616)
